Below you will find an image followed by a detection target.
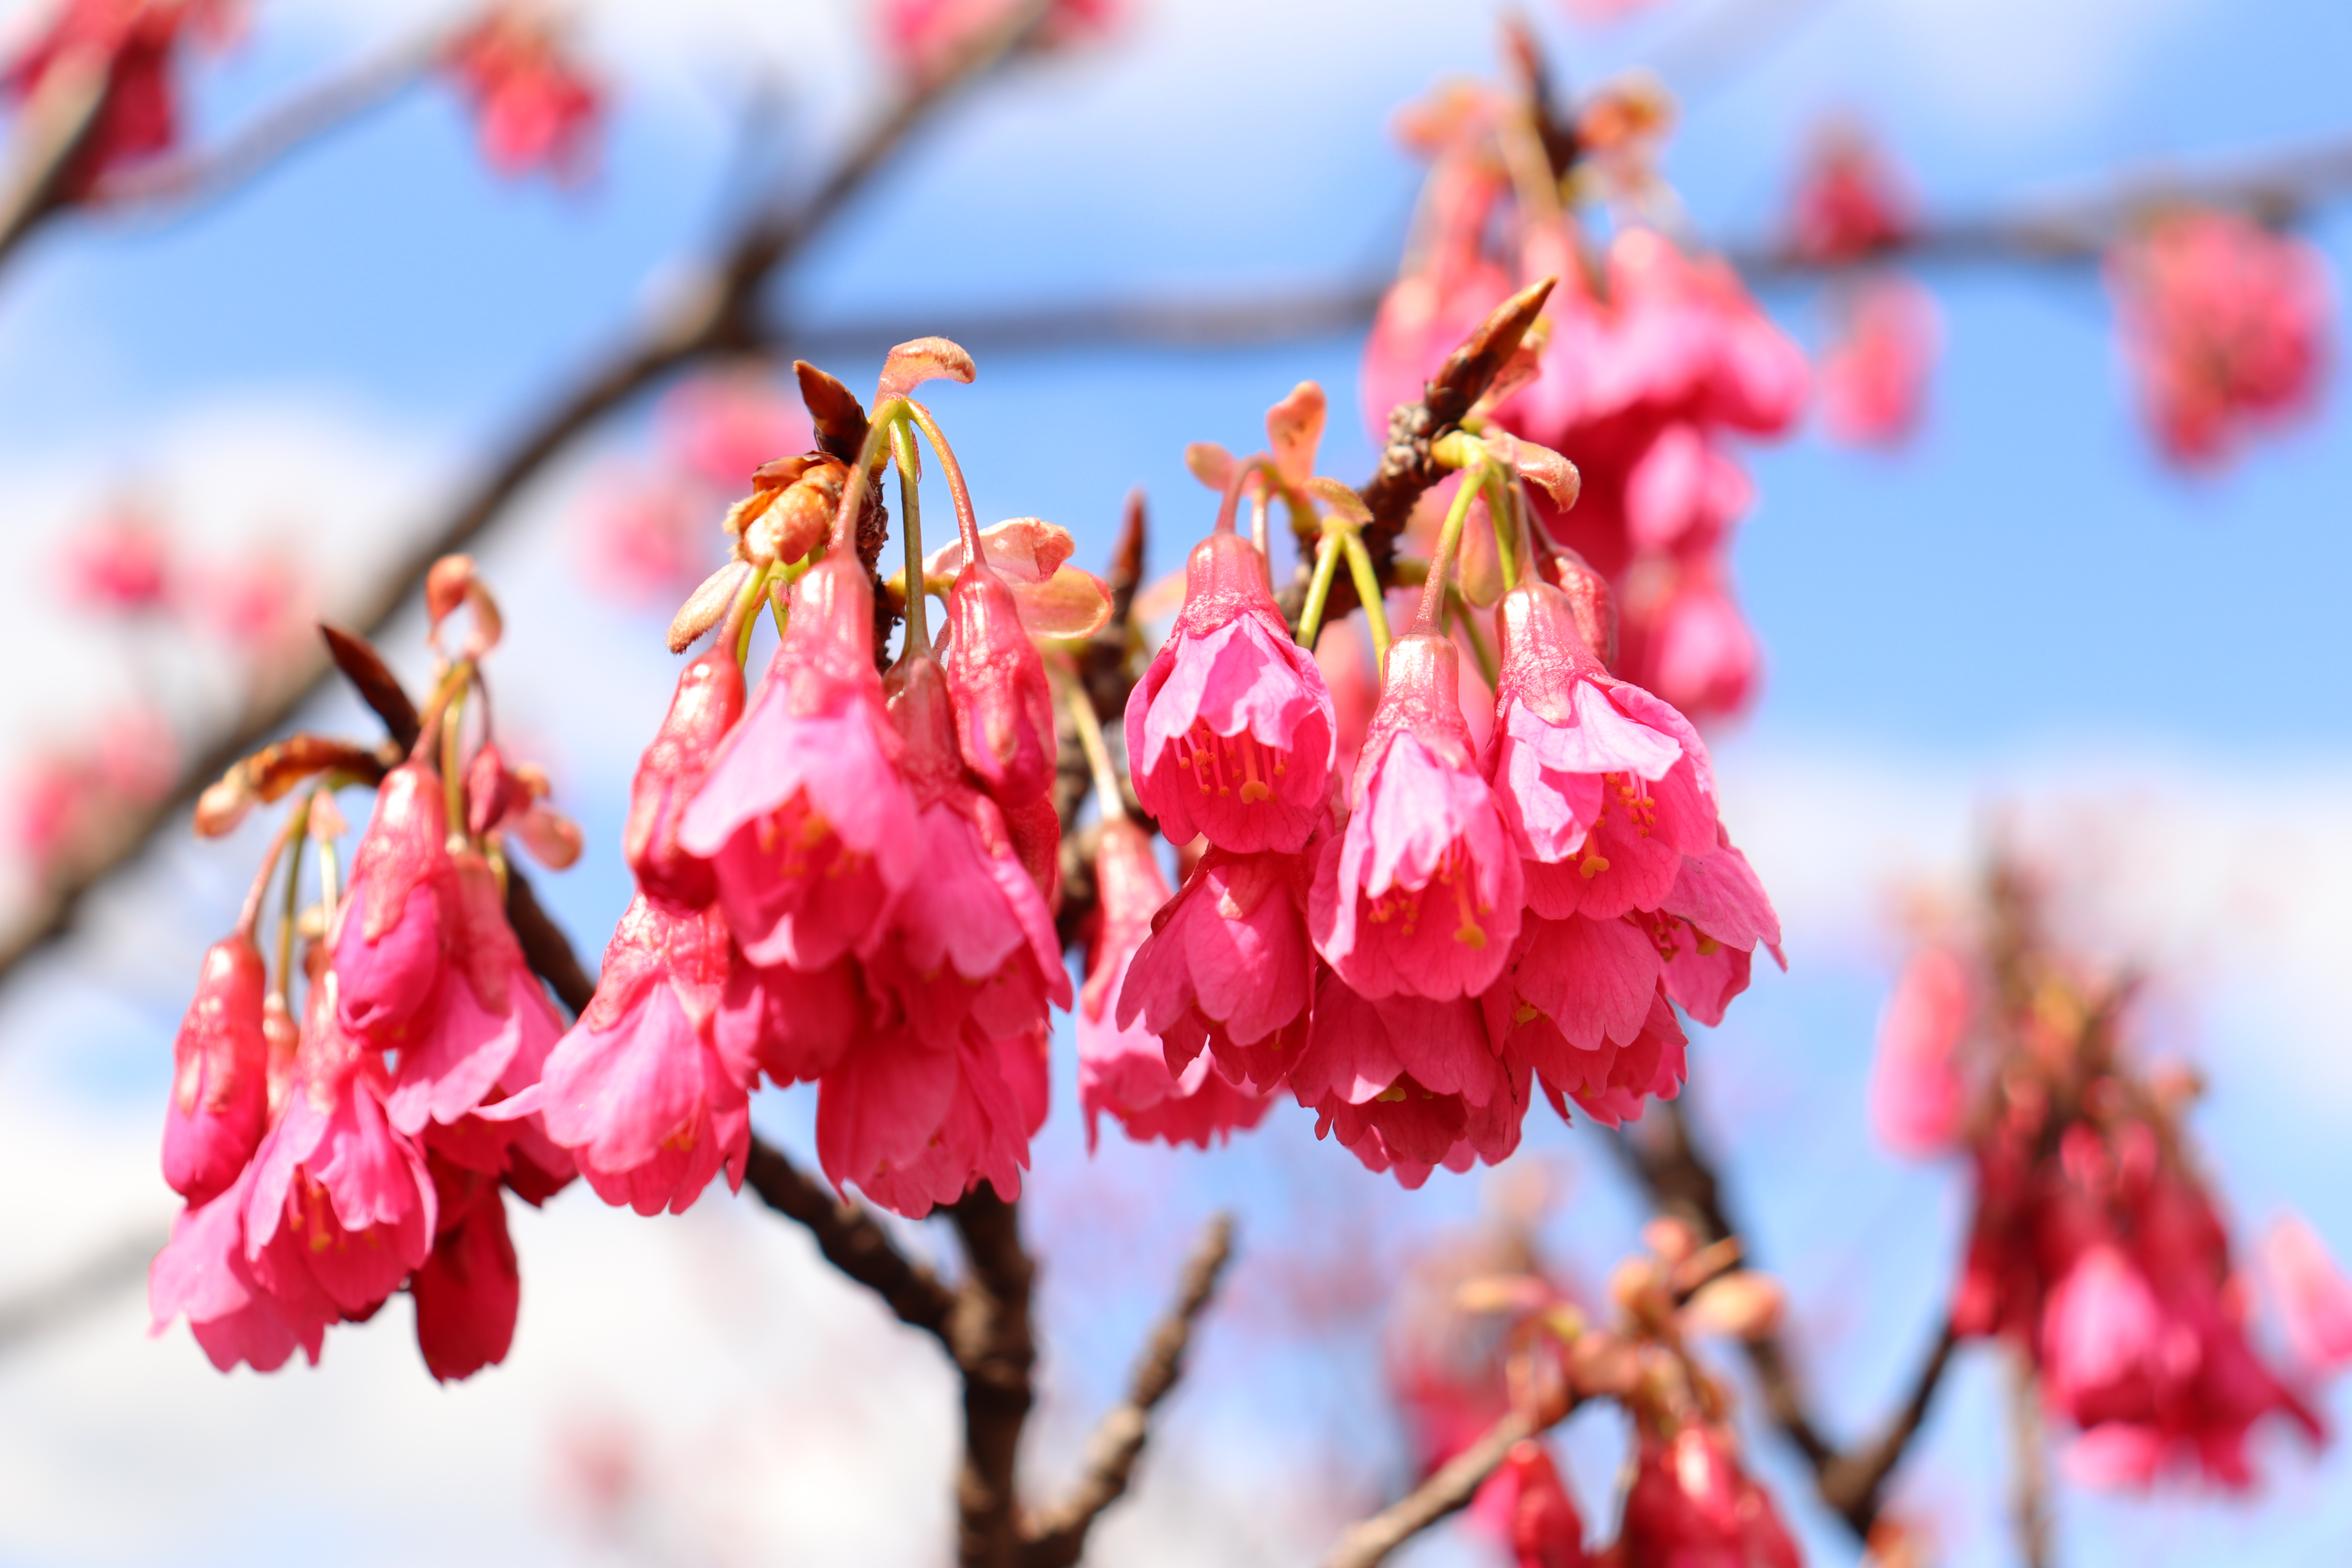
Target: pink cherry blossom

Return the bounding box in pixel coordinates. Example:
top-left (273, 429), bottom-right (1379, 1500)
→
top-left (411, 1156), bottom-right (521, 1383)
top-left (332, 761), bottom-right (454, 1054)
top-left (1618, 1424), bottom-right (1802, 1568)
top-left (1486, 1439), bottom-right (1589, 1568)
top-left (657, 375), bottom-right (814, 493)
top-left (443, 6), bottom-right (601, 183)
top-left (2259, 1214), bottom-right (2352, 1372)
top-left (1788, 122), bottom-right (1913, 265)
top-left (1820, 276), bottom-right (1942, 448)
top-left (149, 1164), bottom-right (331, 1374)
top-left (1486, 972), bottom-right (1687, 1129)
top-left (623, 645), bottom-right (745, 910)
top-left (1127, 531), bottom-right (1337, 856)
top-left (4, 0), bottom-right (236, 199)
top-left (577, 468), bottom-right (709, 607)
top-left (528, 895), bottom-right (750, 1217)
top-left (1311, 634), bottom-right (1521, 1000)
top-left (61, 506), bottom-right (171, 610)
top-left (1118, 844), bottom-right (1315, 1094)
top-left (1869, 946), bottom-right (1972, 1156)
top-left (1080, 819), bottom-right (1273, 1150)
top-left (2109, 207), bottom-right (2331, 468)
top-left (1290, 972), bottom-right (1525, 1188)
top-left (162, 935), bottom-right (270, 1205)
top-left (679, 557), bottom-right (923, 969)
top-left (940, 555), bottom-right (1060, 808)
top-left (823, 1025), bottom-right (1047, 1218)
top-left (877, 0), bottom-right (1118, 81)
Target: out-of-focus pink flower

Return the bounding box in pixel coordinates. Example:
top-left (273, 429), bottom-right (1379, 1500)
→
top-left (1080, 819), bottom-right (1273, 1149)
top-left (528, 895), bottom-right (750, 1216)
top-left (411, 1157), bottom-right (520, 1383)
top-left (2108, 208), bottom-right (2331, 468)
top-left (1127, 530), bottom-right (1337, 856)
top-left (577, 467), bottom-right (711, 608)
top-left (1485, 1439), bottom-right (1590, 1568)
top-left (1619, 552), bottom-right (1760, 724)
top-left (657, 375), bottom-right (814, 494)
top-left (1119, 844), bottom-right (1314, 1094)
top-left (679, 557), bottom-right (922, 970)
top-left (192, 548), bottom-right (308, 653)
top-left (1869, 946), bottom-right (1971, 1156)
top-left (443, 6), bottom-right (600, 182)
top-left (878, 0), bottom-right (1117, 82)
top-left (1290, 971), bottom-right (1524, 1188)
top-left (2259, 1214), bottom-right (2352, 1372)
top-left (1618, 1424), bottom-right (1802, 1568)
top-left (1819, 276), bottom-right (1942, 448)
top-left (623, 646), bottom-right (744, 911)
top-left (1312, 634), bottom-right (1521, 1001)
top-left (162, 935), bottom-right (269, 1206)
top-left (4, 0), bottom-right (237, 198)
top-left (1788, 122), bottom-right (1913, 265)
top-left (1362, 143), bottom-right (1514, 436)
top-left (1557, 0), bottom-right (1662, 24)
top-left (149, 1163), bottom-right (330, 1373)
top-left (61, 506), bottom-right (170, 610)
top-left (13, 706), bottom-right (178, 879)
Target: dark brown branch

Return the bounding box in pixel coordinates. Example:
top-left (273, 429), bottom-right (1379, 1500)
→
top-left (0, 3), bottom-right (1051, 998)
top-left (0, 1226), bottom-right (162, 1357)
top-left (949, 1188), bottom-right (1039, 1568)
top-left (1615, 1099), bottom-right (1960, 1540)
top-left (1319, 1408), bottom-right (1540, 1568)
top-left (744, 1136), bottom-right (959, 1341)
top-left (1022, 1213), bottom-right (1237, 1568)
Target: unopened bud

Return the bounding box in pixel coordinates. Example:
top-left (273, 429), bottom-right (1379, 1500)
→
top-left (1643, 1216), bottom-right (1700, 1266)
top-left (194, 768), bottom-right (256, 837)
top-left (307, 790), bottom-right (348, 842)
top-left (425, 555), bottom-right (476, 625)
top-left (1681, 1270), bottom-right (1786, 1340)
top-left (511, 804), bottom-right (583, 869)
top-left (1545, 546), bottom-right (1618, 670)
top-left (669, 560), bottom-right (752, 653)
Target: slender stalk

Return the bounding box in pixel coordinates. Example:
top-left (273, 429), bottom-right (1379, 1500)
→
top-left (272, 797), bottom-right (312, 999)
top-left (901, 400), bottom-right (984, 561)
top-left (1453, 588), bottom-right (1497, 690)
top-left (1295, 528), bottom-right (1346, 650)
top-left (2010, 1348), bottom-right (2055, 1568)
top-left (235, 806), bottom-right (311, 941)
top-left (1482, 465), bottom-right (1522, 591)
top-left (829, 402), bottom-right (906, 555)
top-left (1414, 471), bottom-right (1485, 632)
top-left (890, 417), bottom-right (932, 657)
top-left (1340, 528), bottom-right (1392, 672)
top-left (1065, 681), bottom-right (1126, 823)
top-left (726, 560), bottom-right (778, 664)
top-left (439, 690), bottom-right (467, 846)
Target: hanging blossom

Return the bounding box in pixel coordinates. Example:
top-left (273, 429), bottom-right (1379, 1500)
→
top-left (2107, 207), bottom-right (2332, 468)
top-left (1786, 118), bottom-right (1913, 266)
top-left (1361, 66), bottom-right (1807, 724)
top-left (1876, 871), bottom-right (2342, 1487)
top-left (877, 0), bottom-right (1118, 83)
top-left (1818, 276), bottom-right (1941, 450)
top-left (151, 557), bottom-right (583, 1379)
top-left (2, 0), bottom-right (240, 199)
top-left (442, 3), bottom-right (601, 183)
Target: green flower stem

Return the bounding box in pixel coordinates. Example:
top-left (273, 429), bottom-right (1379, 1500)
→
top-left (1483, 463), bottom-right (1523, 592)
top-left (889, 417), bottom-right (931, 657)
top-left (1065, 682), bottom-right (1127, 824)
top-left (1453, 586), bottom-right (1498, 690)
top-left (1340, 526), bottom-right (1392, 673)
top-left (1296, 526), bottom-right (1347, 651)
top-left (440, 687), bottom-right (467, 848)
top-left (1414, 465), bottom-right (1487, 633)
top-left (274, 793), bottom-right (312, 1002)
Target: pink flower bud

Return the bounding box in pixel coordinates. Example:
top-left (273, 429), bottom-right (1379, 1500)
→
top-left (1869, 947), bottom-right (1971, 1156)
top-left (162, 935), bottom-right (270, 1205)
top-left (624, 647), bottom-right (746, 909)
top-left (940, 558), bottom-right (1058, 806)
top-left (2259, 1214), bottom-right (2352, 1373)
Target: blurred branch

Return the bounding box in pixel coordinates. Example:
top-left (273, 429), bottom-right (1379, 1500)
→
top-left (2009, 1346), bottom-right (2056, 1568)
top-left (0, 1226), bottom-right (162, 1358)
top-left (1319, 1408), bottom-right (1541, 1568)
top-left (87, 25), bottom-right (450, 216)
top-left (949, 1188), bottom-right (1038, 1568)
top-left (1615, 1099), bottom-right (1960, 1541)
top-left (745, 1137), bottom-right (959, 1342)
top-left (1022, 1212), bottom-right (1237, 1568)
top-left (0, 44), bottom-right (112, 271)
top-left (0, 1), bottom-right (1054, 999)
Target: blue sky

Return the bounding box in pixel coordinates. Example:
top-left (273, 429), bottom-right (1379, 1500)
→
top-left (1, 1), bottom-right (2350, 1565)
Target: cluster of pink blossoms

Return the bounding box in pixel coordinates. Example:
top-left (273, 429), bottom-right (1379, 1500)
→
top-left (2106, 206), bottom-right (2332, 468)
top-left (441, 4), bottom-right (601, 184)
top-left (1871, 904), bottom-right (2352, 1487)
top-left (150, 559), bottom-right (584, 1378)
top-left (1104, 381), bottom-right (1780, 1185)
top-left (2, 0), bottom-right (238, 198)
top-left (1361, 74), bottom-right (1807, 725)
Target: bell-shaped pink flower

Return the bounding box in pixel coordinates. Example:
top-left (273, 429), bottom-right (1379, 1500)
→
top-left (1486, 1439), bottom-right (1590, 1568)
top-left (1650, 833), bottom-right (1786, 1025)
top-left (411, 1157), bottom-right (521, 1384)
top-left (149, 1164), bottom-right (333, 1374)
top-left (1819, 276), bottom-right (1941, 448)
top-left (1486, 969), bottom-right (1689, 1129)
top-left (1311, 634), bottom-right (1521, 1000)
top-left (1126, 531), bottom-right (1337, 856)
top-left (1617, 1424), bottom-right (1802, 1568)
top-left (821, 1025), bottom-right (1048, 1218)
top-left (623, 646), bottom-right (745, 909)
top-left (242, 1018), bottom-right (438, 1321)
top-left (1869, 946), bottom-right (1972, 1156)
top-left (1289, 972), bottom-right (1525, 1187)
top-left (2259, 1214), bottom-right (2352, 1372)
top-left (679, 556), bottom-right (924, 969)
top-left (1080, 819), bottom-right (1273, 1149)
top-left (162, 934), bottom-right (270, 1205)
top-left (524, 895), bottom-right (751, 1216)
top-left (1118, 844), bottom-right (1315, 1094)
top-left (333, 761), bottom-right (454, 1052)
top-left (1488, 582), bottom-right (1719, 922)
top-left (940, 557), bottom-right (1059, 807)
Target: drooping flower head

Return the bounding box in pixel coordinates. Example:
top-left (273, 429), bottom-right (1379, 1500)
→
top-left (162, 934), bottom-right (270, 1206)
top-left (1818, 275), bottom-right (1942, 449)
top-left (443, 4), bottom-right (601, 183)
top-left (623, 645), bottom-right (746, 910)
top-left (4, 0), bottom-right (237, 199)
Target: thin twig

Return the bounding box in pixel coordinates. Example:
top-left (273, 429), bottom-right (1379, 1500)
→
top-left (2009, 1345), bottom-right (2055, 1568)
top-left (0, 2), bottom-right (1051, 998)
top-left (0, 1227), bottom-right (163, 1357)
top-left (1318, 1408), bottom-right (1540, 1568)
top-left (87, 26), bottom-right (447, 216)
top-left (744, 1137), bottom-right (959, 1341)
top-left (1022, 1213), bottom-right (1237, 1568)
top-left (0, 44), bottom-right (112, 271)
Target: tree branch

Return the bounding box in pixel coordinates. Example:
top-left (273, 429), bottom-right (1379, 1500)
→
top-left (949, 1187), bottom-right (1039, 1568)
top-left (0, 2), bottom-right (1051, 1000)
top-left (1614, 1098), bottom-right (1959, 1541)
top-left (743, 1136), bottom-right (959, 1341)
top-left (1319, 1408), bottom-right (1540, 1568)
top-left (1021, 1212), bottom-right (1237, 1568)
